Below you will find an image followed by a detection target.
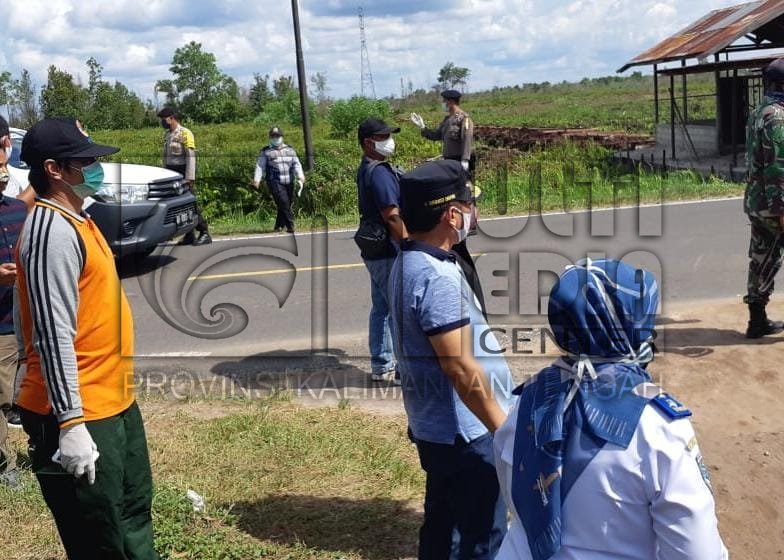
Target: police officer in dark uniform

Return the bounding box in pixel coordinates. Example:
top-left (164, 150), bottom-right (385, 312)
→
top-left (411, 91), bottom-right (486, 314)
top-left (411, 90), bottom-right (475, 172)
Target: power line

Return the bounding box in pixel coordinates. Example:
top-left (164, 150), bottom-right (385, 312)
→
top-left (358, 6), bottom-right (376, 99)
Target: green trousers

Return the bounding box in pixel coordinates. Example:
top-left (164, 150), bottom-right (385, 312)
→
top-left (744, 215), bottom-right (784, 305)
top-left (20, 401), bottom-right (158, 560)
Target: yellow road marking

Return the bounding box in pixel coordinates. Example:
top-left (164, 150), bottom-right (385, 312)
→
top-left (187, 253), bottom-right (484, 282)
top-left (187, 262), bottom-right (365, 282)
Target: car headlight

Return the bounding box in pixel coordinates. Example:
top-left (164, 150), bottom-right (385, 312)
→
top-left (97, 184), bottom-right (149, 203)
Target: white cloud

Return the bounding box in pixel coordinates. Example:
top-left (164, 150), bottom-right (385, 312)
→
top-left (0, 0), bottom-right (752, 102)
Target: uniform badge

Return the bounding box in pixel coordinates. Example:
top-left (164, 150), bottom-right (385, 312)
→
top-left (651, 393), bottom-right (692, 419)
top-left (696, 453), bottom-right (713, 493)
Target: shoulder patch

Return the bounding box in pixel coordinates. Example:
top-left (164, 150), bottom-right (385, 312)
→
top-left (696, 453), bottom-right (713, 493)
top-left (651, 393), bottom-right (692, 419)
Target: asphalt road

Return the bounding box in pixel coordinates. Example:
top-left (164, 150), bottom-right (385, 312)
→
top-left (123, 197), bottom-right (750, 387)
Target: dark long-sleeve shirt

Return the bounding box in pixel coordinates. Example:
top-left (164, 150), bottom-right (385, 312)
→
top-left (421, 110), bottom-right (474, 162)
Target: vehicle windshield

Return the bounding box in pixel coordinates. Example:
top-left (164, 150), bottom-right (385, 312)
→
top-left (9, 133), bottom-right (26, 169)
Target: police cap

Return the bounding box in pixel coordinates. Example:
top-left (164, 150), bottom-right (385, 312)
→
top-left (400, 159), bottom-right (472, 216)
top-left (441, 89), bottom-right (462, 101)
top-left (763, 58), bottom-right (784, 82)
top-left (269, 126), bottom-right (284, 137)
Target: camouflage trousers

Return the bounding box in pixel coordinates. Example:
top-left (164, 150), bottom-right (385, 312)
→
top-left (744, 215), bottom-right (784, 305)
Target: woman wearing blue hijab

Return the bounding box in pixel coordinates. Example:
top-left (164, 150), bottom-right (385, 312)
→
top-left (493, 259), bottom-right (728, 560)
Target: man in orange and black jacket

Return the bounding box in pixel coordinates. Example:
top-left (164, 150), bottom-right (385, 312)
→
top-left (14, 118), bottom-right (158, 559)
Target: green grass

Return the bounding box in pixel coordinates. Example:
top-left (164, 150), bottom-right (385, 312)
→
top-left (89, 73), bottom-right (735, 235)
top-left (0, 397), bottom-right (423, 560)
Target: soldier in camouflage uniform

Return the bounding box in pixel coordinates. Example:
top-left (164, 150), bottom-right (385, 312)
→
top-left (743, 58), bottom-right (784, 338)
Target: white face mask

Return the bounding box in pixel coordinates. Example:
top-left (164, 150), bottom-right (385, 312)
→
top-left (442, 102), bottom-right (449, 112)
top-left (374, 137), bottom-right (395, 157)
top-left (4, 145), bottom-right (11, 161)
top-left (270, 137), bottom-right (283, 147)
top-left (452, 207), bottom-right (472, 243)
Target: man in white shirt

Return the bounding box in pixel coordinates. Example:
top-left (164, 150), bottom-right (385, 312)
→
top-left (493, 258), bottom-right (728, 560)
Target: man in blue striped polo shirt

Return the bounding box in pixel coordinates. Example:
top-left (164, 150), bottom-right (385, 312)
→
top-left (389, 159), bottom-right (513, 559)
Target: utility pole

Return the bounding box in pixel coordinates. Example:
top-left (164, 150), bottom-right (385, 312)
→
top-left (291, 0), bottom-right (314, 170)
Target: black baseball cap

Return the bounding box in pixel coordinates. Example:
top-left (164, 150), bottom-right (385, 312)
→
top-left (357, 118), bottom-right (400, 144)
top-left (400, 160), bottom-right (472, 215)
top-left (269, 127), bottom-right (284, 137)
top-left (21, 117), bottom-right (119, 166)
top-left (441, 89), bottom-right (462, 101)
top-left (763, 58), bottom-right (784, 82)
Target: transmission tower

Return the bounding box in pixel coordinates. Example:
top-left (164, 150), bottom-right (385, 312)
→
top-left (358, 6), bottom-right (376, 99)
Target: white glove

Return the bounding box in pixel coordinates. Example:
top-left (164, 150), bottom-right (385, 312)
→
top-left (461, 160), bottom-right (469, 171)
top-left (410, 113), bottom-right (425, 129)
top-left (296, 179), bottom-right (304, 197)
top-left (57, 423), bottom-right (100, 485)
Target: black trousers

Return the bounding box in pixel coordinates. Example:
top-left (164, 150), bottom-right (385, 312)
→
top-left (269, 179), bottom-right (295, 232)
top-left (167, 164), bottom-right (208, 234)
top-left (413, 433), bottom-right (507, 560)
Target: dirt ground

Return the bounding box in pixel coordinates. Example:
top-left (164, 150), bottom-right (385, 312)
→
top-left (293, 297), bottom-right (784, 559)
top-left (651, 298), bottom-right (784, 559)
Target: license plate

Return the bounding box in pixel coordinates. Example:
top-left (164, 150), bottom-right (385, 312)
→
top-left (176, 210), bottom-right (195, 226)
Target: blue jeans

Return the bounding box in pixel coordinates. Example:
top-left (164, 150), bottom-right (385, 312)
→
top-left (363, 257), bottom-right (396, 374)
top-left (413, 432), bottom-right (507, 560)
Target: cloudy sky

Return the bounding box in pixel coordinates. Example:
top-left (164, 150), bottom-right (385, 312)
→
top-left (1, 0), bottom-right (745, 102)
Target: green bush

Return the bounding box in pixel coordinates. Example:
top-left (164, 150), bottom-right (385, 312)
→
top-left (328, 96), bottom-right (391, 137)
top-left (256, 90), bottom-right (317, 127)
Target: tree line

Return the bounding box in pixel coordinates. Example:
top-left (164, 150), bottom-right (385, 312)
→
top-left (0, 41), bottom-right (323, 130)
top-left (0, 39), bottom-right (473, 131)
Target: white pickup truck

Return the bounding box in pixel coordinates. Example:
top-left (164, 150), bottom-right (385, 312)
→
top-left (6, 127), bottom-right (197, 257)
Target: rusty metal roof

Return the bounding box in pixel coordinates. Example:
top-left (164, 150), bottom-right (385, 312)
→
top-left (618, 0), bottom-right (784, 72)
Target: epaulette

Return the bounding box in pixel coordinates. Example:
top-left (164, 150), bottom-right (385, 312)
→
top-left (650, 392), bottom-right (692, 420)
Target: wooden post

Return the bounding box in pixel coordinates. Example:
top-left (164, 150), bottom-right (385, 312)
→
top-left (653, 64), bottom-right (660, 124)
top-left (731, 68), bottom-right (738, 168)
top-left (715, 53), bottom-right (721, 154)
top-left (681, 59), bottom-right (688, 124)
top-left (670, 75), bottom-right (676, 160)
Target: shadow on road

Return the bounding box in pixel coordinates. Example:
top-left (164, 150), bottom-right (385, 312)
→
top-left (232, 494), bottom-right (419, 560)
top-left (210, 349), bottom-right (392, 398)
top-left (118, 253), bottom-right (177, 279)
top-left (662, 325), bottom-right (784, 358)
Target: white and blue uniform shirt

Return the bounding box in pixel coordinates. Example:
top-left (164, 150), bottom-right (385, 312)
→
top-left (493, 258), bottom-right (728, 560)
top-left (493, 390), bottom-right (729, 560)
